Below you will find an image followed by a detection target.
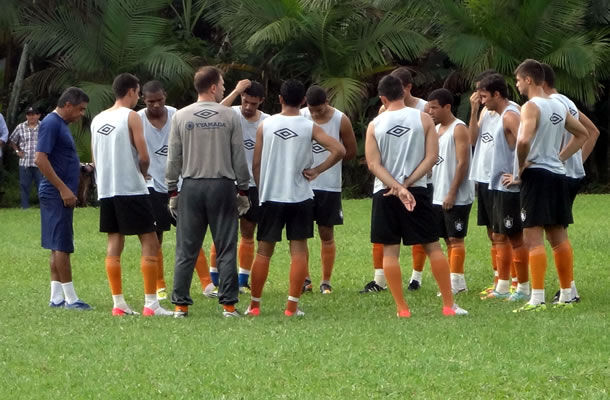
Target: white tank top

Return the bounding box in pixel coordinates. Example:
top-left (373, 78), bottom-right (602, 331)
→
top-left (259, 114), bottom-right (314, 203)
top-left (92, 107), bottom-right (149, 199)
top-left (138, 106), bottom-right (176, 193)
top-left (469, 109), bottom-right (499, 183)
top-left (550, 93), bottom-right (585, 179)
top-left (432, 119), bottom-right (474, 205)
top-left (488, 104), bottom-right (520, 192)
top-left (524, 97), bottom-right (566, 175)
top-left (372, 107), bottom-right (427, 194)
top-left (414, 98), bottom-right (427, 112)
top-left (233, 106), bottom-right (269, 187)
top-left (300, 107), bottom-right (343, 192)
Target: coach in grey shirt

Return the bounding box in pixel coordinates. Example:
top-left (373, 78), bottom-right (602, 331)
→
top-left (167, 66), bottom-right (250, 317)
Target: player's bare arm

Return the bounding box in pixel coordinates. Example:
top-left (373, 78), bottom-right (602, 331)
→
top-left (577, 111), bottom-right (600, 162)
top-left (339, 115), bottom-right (357, 161)
top-left (559, 112), bottom-right (588, 163)
top-left (128, 110), bottom-right (150, 177)
top-left (403, 112), bottom-right (438, 188)
top-left (444, 123), bottom-right (470, 210)
top-left (516, 101), bottom-right (539, 175)
top-left (467, 92), bottom-right (482, 145)
top-left (252, 123), bottom-right (264, 188)
top-left (503, 110), bottom-right (521, 149)
top-left (220, 79), bottom-right (251, 107)
top-left (35, 152), bottom-right (77, 208)
top-left (303, 124), bottom-right (346, 181)
top-left (165, 114), bottom-right (183, 192)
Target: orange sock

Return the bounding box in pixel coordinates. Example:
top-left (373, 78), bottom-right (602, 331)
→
top-left (223, 304), bottom-right (235, 313)
top-left (429, 250), bottom-right (453, 308)
top-left (552, 240), bottom-right (573, 289)
top-left (238, 238), bottom-right (255, 271)
top-left (529, 245), bottom-right (547, 290)
top-left (372, 243), bottom-right (383, 269)
top-left (156, 249), bottom-right (166, 290)
top-left (412, 244), bottom-right (426, 272)
top-left (512, 245), bottom-right (529, 283)
top-left (321, 240), bottom-right (336, 282)
top-left (496, 242), bottom-right (512, 280)
top-left (194, 249), bottom-right (212, 289)
top-left (175, 305), bottom-right (188, 313)
top-left (105, 256), bottom-right (122, 295)
top-left (249, 254), bottom-right (271, 308)
top-left (491, 244), bottom-right (498, 284)
top-left (286, 252), bottom-right (308, 313)
top-left (510, 259), bottom-right (517, 281)
top-left (210, 243), bottom-right (217, 268)
top-left (383, 255), bottom-right (409, 313)
top-left (141, 256), bottom-right (158, 295)
top-left (449, 242), bottom-right (465, 274)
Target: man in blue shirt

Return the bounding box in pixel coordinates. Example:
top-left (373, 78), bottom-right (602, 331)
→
top-left (0, 113), bottom-right (9, 193)
top-left (35, 87), bottom-right (91, 310)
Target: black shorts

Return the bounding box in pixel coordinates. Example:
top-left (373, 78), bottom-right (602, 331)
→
top-left (242, 187), bottom-right (261, 223)
top-left (566, 177), bottom-right (584, 211)
top-left (257, 200), bottom-right (314, 242)
top-left (476, 182), bottom-right (493, 228)
top-left (313, 190), bottom-right (343, 226)
top-left (148, 188), bottom-right (171, 232)
top-left (491, 190), bottom-right (522, 236)
top-left (100, 194), bottom-right (157, 235)
top-left (520, 168), bottom-right (573, 228)
top-left (371, 187), bottom-right (439, 246)
top-left (433, 203), bottom-right (472, 239)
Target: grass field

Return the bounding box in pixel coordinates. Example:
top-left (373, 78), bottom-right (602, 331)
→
top-left (1, 195), bottom-right (609, 399)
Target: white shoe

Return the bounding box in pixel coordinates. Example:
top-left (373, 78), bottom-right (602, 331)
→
top-left (452, 303), bottom-right (468, 315)
top-left (203, 283), bottom-right (218, 298)
top-left (143, 305), bottom-right (174, 316)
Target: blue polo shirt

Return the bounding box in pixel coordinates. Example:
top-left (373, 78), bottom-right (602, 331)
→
top-left (36, 112), bottom-right (80, 198)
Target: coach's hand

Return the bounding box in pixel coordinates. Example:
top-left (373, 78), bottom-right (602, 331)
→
top-left (60, 187), bottom-right (77, 208)
top-left (236, 192), bottom-right (250, 216)
top-left (168, 191), bottom-right (179, 225)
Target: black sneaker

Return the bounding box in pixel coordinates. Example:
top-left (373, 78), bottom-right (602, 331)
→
top-left (407, 280), bottom-right (421, 291)
top-left (302, 277), bottom-right (313, 293)
top-left (359, 280), bottom-right (386, 293)
top-left (320, 283), bottom-right (332, 294)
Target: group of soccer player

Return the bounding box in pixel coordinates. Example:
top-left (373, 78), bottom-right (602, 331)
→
top-left (39, 57), bottom-right (599, 318)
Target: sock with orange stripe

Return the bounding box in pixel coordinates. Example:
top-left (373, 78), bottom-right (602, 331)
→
top-left (383, 255), bottom-right (409, 314)
top-left (410, 244), bottom-right (426, 284)
top-left (495, 241), bottom-right (512, 294)
top-left (372, 243), bottom-right (386, 286)
top-left (512, 244), bottom-right (529, 294)
top-left (552, 240), bottom-right (574, 303)
top-left (141, 256), bottom-right (158, 309)
top-left (105, 256), bottom-right (127, 309)
top-left (429, 250), bottom-right (453, 308)
top-left (238, 238), bottom-right (255, 287)
top-left (286, 252), bottom-right (308, 313)
top-left (209, 243), bottom-right (218, 286)
top-left (156, 249), bottom-right (166, 290)
top-left (491, 244), bottom-right (499, 285)
top-left (320, 240), bottom-right (336, 283)
top-left (529, 245), bottom-right (547, 305)
top-left (449, 242), bottom-right (466, 292)
top-left (249, 253), bottom-right (271, 309)
top-left (194, 249), bottom-right (213, 290)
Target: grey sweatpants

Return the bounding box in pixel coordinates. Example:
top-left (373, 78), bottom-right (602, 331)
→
top-left (172, 178), bottom-right (238, 306)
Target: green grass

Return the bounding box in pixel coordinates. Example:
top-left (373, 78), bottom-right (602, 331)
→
top-left (1, 195), bottom-right (609, 399)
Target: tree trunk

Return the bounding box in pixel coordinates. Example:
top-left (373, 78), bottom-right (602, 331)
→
top-left (7, 42), bottom-right (28, 127)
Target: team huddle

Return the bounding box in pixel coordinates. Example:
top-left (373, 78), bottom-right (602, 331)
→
top-left (34, 58), bottom-right (598, 318)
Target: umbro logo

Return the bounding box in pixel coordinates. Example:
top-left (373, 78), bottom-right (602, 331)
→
top-left (386, 125), bottom-right (410, 137)
top-left (155, 145), bottom-right (168, 157)
top-left (97, 124), bottom-right (115, 136)
top-left (550, 113), bottom-right (564, 125)
top-left (435, 155), bottom-right (444, 166)
top-left (194, 109), bottom-right (219, 119)
top-left (274, 128), bottom-right (298, 140)
top-left (569, 108), bottom-right (577, 117)
top-left (312, 141), bottom-right (327, 154)
top-left (481, 132), bottom-right (493, 143)
top-left (243, 139), bottom-right (255, 150)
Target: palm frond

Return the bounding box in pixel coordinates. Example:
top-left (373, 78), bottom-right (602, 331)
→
top-left (319, 76), bottom-right (368, 116)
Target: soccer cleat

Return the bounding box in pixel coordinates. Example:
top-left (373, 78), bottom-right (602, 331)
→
top-left (239, 283), bottom-right (251, 294)
top-left (480, 290), bottom-right (511, 300)
top-left (443, 304), bottom-right (468, 316)
top-left (244, 306), bottom-right (260, 317)
top-left (284, 308), bottom-right (305, 317)
top-left (507, 291), bottom-right (530, 302)
top-left (173, 306), bottom-right (189, 318)
top-left (49, 300), bottom-right (66, 308)
top-left (302, 278), bottom-right (313, 293)
top-left (112, 307), bottom-right (140, 316)
top-left (359, 280), bottom-right (387, 293)
top-left (64, 299), bottom-right (92, 310)
top-left (478, 285), bottom-right (494, 296)
top-left (142, 306), bottom-right (174, 317)
top-left (396, 309), bottom-right (411, 318)
top-left (156, 288), bottom-right (168, 301)
top-left (552, 290), bottom-right (581, 305)
top-left (320, 283), bottom-right (332, 294)
top-left (222, 308), bottom-right (242, 318)
top-left (552, 301), bottom-right (574, 310)
top-left (203, 283), bottom-right (218, 298)
top-left (437, 287), bottom-right (468, 297)
top-left (513, 303), bottom-right (546, 313)
top-left (407, 280), bottom-right (421, 291)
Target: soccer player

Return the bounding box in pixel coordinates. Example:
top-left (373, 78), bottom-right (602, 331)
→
top-left (427, 88), bottom-right (474, 294)
top-left (476, 73), bottom-right (530, 301)
top-left (540, 63), bottom-right (600, 303)
top-left (503, 59), bottom-right (588, 312)
top-left (301, 85), bottom-right (357, 294)
top-left (246, 79), bottom-right (345, 317)
top-left (35, 87), bottom-right (91, 310)
top-left (365, 74), bottom-right (467, 317)
top-left (91, 73), bottom-right (172, 317)
top-left (167, 66), bottom-right (250, 318)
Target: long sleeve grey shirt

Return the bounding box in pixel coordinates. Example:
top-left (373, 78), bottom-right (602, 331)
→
top-left (166, 101), bottom-right (249, 191)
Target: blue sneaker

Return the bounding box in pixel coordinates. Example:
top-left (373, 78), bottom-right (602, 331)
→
top-left (64, 299), bottom-right (93, 310)
top-left (49, 300), bottom-right (66, 308)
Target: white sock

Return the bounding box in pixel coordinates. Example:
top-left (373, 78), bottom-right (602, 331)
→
top-left (558, 288), bottom-right (572, 303)
top-left (571, 280), bottom-right (579, 298)
top-left (410, 270), bottom-right (423, 283)
top-left (210, 267), bottom-right (218, 273)
top-left (511, 277), bottom-right (518, 285)
top-left (495, 279), bottom-right (510, 294)
top-left (529, 289), bottom-right (545, 305)
top-left (61, 282), bottom-right (79, 304)
top-left (450, 273), bottom-right (465, 290)
top-left (112, 294), bottom-right (128, 310)
top-left (238, 267), bottom-right (250, 276)
top-left (50, 281), bottom-right (64, 303)
top-left (287, 296), bottom-right (299, 303)
top-left (144, 294), bottom-right (158, 309)
top-left (374, 269), bottom-right (387, 287)
top-left (321, 280), bottom-right (331, 286)
top-left (517, 282), bottom-right (530, 295)
top-left (494, 270), bottom-right (499, 278)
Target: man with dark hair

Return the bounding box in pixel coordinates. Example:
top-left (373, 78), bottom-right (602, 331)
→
top-left (0, 113), bottom-right (8, 192)
top-left (167, 66), bottom-right (250, 318)
top-left (365, 75), bottom-right (467, 317)
top-left (92, 73), bottom-right (171, 317)
top-left (35, 86), bottom-right (91, 310)
top-left (299, 85), bottom-right (357, 294)
top-left (427, 88), bottom-right (474, 294)
top-left (540, 63), bottom-right (600, 304)
top-left (246, 79), bottom-right (345, 317)
top-left (9, 106), bottom-right (43, 208)
top-left (503, 59), bottom-right (588, 312)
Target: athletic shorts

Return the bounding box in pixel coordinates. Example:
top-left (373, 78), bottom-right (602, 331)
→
top-left (40, 196), bottom-right (74, 253)
top-left (566, 177), bottom-right (584, 211)
top-left (242, 187), bottom-right (261, 223)
top-left (476, 182), bottom-right (493, 227)
top-left (257, 199), bottom-right (314, 242)
top-left (520, 168), bottom-right (573, 228)
top-left (371, 186), bottom-right (439, 246)
top-left (433, 203), bottom-right (472, 239)
top-left (100, 194), bottom-right (157, 235)
top-left (491, 190), bottom-right (522, 236)
top-left (313, 190), bottom-right (343, 226)
top-left (148, 188), bottom-right (171, 232)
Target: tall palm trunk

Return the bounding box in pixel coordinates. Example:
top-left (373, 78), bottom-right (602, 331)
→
top-left (7, 42), bottom-right (28, 126)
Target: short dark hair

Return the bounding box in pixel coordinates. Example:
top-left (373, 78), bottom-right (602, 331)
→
top-left (280, 79), bottom-right (306, 107)
top-left (57, 87), bottom-right (89, 107)
top-left (541, 63), bottom-right (555, 88)
top-left (112, 73), bottom-right (140, 98)
top-left (194, 66), bottom-right (222, 94)
top-left (427, 88), bottom-right (454, 107)
top-left (378, 75), bottom-right (404, 101)
top-left (305, 85), bottom-right (327, 106)
top-left (142, 80), bottom-right (165, 96)
top-left (478, 73), bottom-right (509, 98)
top-left (475, 69), bottom-right (497, 84)
top-left (390, 67), bottom-right (413, 87)
top-left (514, 59), bottom-right (544, 85)
top-left (244, 81), bottom-right (265, 99)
